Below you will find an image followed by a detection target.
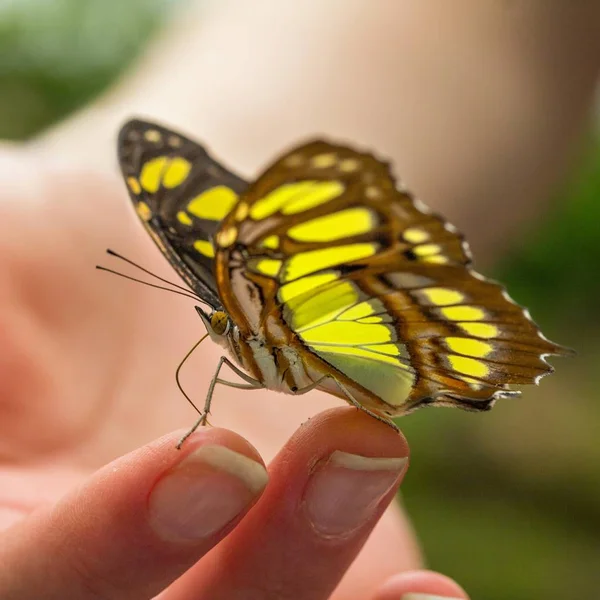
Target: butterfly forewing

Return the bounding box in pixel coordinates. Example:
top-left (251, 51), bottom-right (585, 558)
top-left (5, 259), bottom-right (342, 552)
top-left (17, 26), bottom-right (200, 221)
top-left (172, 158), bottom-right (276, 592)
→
top-left (118, 119), bottom-right (248, 310)
top-left (213, 139), bottom-right (569, 417)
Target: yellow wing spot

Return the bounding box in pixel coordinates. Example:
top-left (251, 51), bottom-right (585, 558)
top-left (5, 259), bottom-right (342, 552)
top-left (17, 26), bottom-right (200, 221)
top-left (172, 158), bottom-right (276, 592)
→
top-left (278, 273), bottom-right (338, 303)
top-left (288, 207), bottom-right (375, 242)
top-left (301, 321), bottom-right (393, 345)
top-left (292, 281), bottom-right (358, 330)
top-left (234, 201), bottom-right (249, 221)
top-left (127, 176), bottom-right (142, 195)
top-left (446, 338), bottom-right (493, 358)
top-left (441, 306), bottom-right (486, 321)
top-left (358, 316), bottom-right (383, 324)
top-left (311, 153), bottom-right (337, 168)
top-left (311, 344), bottom-right (401, 366)
top-left (365, 186), bottom-right (382, 199)
top-left (460, 323), bottom-right (499, 339)
top-left (177, 211), bottom-right (193, 226)
top-left (162, 157), bottom-right (191, 188)
top-left (404, 227), bottom-right (429, 244)
top-left (188, 186), bottom-right (239, 220)
top-left (168, 135), bottom-right (182, 147)
top-left (215, 226), bottom-right (238, 248)
top-left (340, 299), bottom-right (385, 320)
top-left (144, 129), bottom-right (161, 142)
top-left (422, 255), bottom-right (449, 264)
top-left (260, 235), bottom-right (280, 249)
top-left (363, 343), bottom-right (401, 356)
top-left (250, 181), bottom-right (344, 219)
top-left (252, 258), bottom-right (282, 277)
top-left (421, 288), bottom-right (465, 306)
top-left (282, 181), bottom-right (345, 215)
top-left (339, 158), bottom-right (359, 172)
top-left (136, 201), bottom-right (152, 222)
top-left (414, 243), bottom-right (442, 257)
top-left (193, 239), bottom-right (215, 258)
top-left (283, 243), bottom-right (377, 281)
top-left (140, 156), bottom-right (191, 192)
top-left (284, 154), bottom-right (304, 167)
top-left (448, 355), bottom-right (490, 378)
top-left (250, 181), bottom-right (317, 219)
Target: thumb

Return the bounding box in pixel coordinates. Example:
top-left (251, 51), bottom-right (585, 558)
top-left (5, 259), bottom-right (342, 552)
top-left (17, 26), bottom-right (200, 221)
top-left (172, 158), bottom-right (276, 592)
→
top-left (0, 428), bottom-right (268, 600)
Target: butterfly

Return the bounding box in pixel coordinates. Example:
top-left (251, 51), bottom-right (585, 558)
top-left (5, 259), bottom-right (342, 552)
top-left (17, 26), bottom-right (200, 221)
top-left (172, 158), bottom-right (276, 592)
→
top-left (111, 118), bottom-right (569, 446)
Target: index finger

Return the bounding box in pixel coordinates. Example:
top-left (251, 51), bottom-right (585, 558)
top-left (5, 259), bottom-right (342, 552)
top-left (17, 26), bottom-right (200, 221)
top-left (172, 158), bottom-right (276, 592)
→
top-left (0, 427), bottom-right (268, 600)
top-left (167, 407), bottom-right (413, 600)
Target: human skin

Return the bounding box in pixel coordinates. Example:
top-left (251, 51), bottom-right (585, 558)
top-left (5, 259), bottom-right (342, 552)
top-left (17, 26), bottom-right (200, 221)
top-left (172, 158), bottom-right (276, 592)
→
top-left (0, 1), bottom-right (598, 598)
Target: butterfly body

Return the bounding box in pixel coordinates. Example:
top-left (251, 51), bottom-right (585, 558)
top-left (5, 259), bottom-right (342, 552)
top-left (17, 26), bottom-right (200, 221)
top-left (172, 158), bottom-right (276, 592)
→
top-left (199, 306), bottom-right (329, 397)
top-left (113, 118), bottom-right (569, 434)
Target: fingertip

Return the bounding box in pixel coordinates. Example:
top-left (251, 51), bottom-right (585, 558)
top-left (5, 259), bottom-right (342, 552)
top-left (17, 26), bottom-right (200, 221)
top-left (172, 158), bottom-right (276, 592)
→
top-left (373, 570), bottom-right (469, 600)
top-left (118, 426), bottom-right (269, 544)
top-left (148, 442), bottom-right (268, 543)
top-left (175, 427), bottom-right (265, 468)
top-left (291, 406), bottom-right (409, 462)
top-left (87, 426), bottom-right (267, 513)
top-left (258, 407), bottom-right (410, 542)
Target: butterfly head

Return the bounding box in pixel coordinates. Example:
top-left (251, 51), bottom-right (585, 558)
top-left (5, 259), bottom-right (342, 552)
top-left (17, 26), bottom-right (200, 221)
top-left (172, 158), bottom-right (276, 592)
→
top-left (195, 306), bottom-right (232, 343)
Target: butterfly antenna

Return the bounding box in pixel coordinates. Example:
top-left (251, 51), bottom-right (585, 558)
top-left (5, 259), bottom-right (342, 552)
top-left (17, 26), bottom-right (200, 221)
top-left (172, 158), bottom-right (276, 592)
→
top-left (95, 266), bottom-right (202, 302)
top-left (104, 249), bottom-right (196, 295)
top-left (175, 333), bottom-right (210, 416)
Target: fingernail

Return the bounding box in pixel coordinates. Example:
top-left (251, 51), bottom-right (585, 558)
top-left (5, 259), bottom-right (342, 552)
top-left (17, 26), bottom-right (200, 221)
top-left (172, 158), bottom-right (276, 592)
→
top-left (149, 445), bottom-right (268, 541)
top-left (304, 450), bottom-right (408, 537)
top-left (402, 595), bottom-right (463, 600)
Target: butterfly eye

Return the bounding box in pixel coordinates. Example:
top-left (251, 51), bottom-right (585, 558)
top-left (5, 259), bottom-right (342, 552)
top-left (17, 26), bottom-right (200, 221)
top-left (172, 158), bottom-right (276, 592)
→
top-left (210, 311), bottom-right (231, 336)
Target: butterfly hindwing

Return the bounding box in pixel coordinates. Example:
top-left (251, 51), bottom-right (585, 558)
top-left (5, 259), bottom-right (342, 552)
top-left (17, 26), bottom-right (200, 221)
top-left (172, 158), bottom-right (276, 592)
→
top-left (118, 119), bottom-right (248, 310)
top-left (213, 139), bottom-right (568, 416)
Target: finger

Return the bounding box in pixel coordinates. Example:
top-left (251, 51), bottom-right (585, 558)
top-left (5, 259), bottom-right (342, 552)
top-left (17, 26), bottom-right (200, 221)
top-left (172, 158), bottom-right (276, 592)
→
top-left (0, 428), bottom-right (268, 600)
top-left (372, 570), bottom-right (469, 600)
top-left (167, 407), bottom-right (411, 600)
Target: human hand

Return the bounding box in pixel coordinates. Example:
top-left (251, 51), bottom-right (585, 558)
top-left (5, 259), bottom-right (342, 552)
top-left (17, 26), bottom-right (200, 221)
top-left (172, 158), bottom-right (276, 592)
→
top-left (0, 409), bottom-right (468, 599)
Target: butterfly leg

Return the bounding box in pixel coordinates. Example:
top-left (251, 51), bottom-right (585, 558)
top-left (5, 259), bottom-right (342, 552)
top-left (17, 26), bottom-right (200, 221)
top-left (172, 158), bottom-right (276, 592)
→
top-left (177, 356), bottom-right (263, 449)
top-left (293, 376), bottom-right (400, 434)
top-left (330, 378), bottom-right (400, 433)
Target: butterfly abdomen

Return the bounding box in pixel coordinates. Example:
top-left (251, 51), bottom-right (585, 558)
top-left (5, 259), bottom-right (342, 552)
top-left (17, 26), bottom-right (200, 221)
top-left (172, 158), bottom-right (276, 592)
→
top-left (234, 332), bottom-right (315, 395)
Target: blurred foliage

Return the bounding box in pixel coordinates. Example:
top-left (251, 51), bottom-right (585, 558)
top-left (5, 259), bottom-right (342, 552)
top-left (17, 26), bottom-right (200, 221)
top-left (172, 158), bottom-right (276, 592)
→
top-left (1, 2), bottom-right (598, 599)
top-left (0, 0), bottom-right (179, 139)
top-left (497, 139), bottom-right (600, 335)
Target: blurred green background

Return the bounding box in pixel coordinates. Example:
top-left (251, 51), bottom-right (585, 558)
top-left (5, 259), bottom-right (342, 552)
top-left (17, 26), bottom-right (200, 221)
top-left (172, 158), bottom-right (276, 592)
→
top-left (1, 1), bottom-right (597, 599)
